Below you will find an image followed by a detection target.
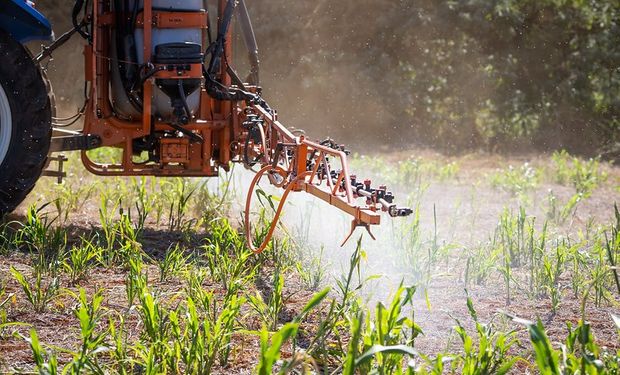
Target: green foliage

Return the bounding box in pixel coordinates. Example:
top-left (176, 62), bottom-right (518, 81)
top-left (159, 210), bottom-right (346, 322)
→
top-left (355, 284), bottom-right (422, 374)
top-left (552, 150), bottom-right (608, 196)
top-left (243, 1), bottom-right (620, 153)
top-left (519, 317), bottom-right (620, 374)
top-left (97, 197), bottom-right (143, 265)
top-left (3, 144), bottom-right (620, 374)
top-left (606, 204), bottom-right (620, 296)
top-left (307, 238), bottom-right (371, 363)
top-left (164, 178), bottom-right (200, 233)
top-left (490, 163), bottom-right (540, 198)
top-left (545, 190), bottom-right (583, 225)
top-left (28, 329), bottom-right (59, 375)
top-left (295, 245), bottom-right (327, 291)
top-left (125, 255), bottom-right (148, 308)
top-left (64, 288), bottom-right (108, 374)
top-left (51, 181), bottom-right (96, 225)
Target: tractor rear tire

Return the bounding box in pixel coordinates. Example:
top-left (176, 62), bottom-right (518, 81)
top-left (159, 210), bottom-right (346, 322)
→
top-left (0, 31), bottom-right (53, 217)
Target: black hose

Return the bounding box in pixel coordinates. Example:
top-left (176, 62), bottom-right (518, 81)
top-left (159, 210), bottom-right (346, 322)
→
top-left (178, 80), bottom-right (192, 120)
top-left (35, 26), bottom-right (80, 63)
top-left (113, 0), bottom-right (142, 112)
top-left (207, 0), bottom-right (238, 76)
top-left (244, 124), bottom-right (264, 167)
top-left (72, 0), bottom-right (90, 39)
top-left (201, 0), bottom-right (271, 113)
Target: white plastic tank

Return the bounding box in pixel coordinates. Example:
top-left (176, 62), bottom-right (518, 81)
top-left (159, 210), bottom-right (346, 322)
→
top-left (134, 0), bottom-right (204, 65)
top-left (110, 0), bottom-right (205, 120)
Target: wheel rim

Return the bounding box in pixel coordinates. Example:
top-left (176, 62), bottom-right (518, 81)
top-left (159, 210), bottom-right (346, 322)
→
top-left (0, 83), bottom-right (11, 167)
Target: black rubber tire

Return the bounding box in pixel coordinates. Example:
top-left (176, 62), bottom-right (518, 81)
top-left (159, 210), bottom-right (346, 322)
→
top-left (0, 31), bottom-right (53, 217)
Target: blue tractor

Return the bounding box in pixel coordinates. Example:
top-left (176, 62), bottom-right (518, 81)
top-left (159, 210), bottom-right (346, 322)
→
top-left (0, 1), bottom-right (54, 214)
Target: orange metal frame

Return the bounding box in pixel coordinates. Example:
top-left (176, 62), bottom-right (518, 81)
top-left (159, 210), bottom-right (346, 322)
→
top-left (81, 0), bottom-right (235, 177)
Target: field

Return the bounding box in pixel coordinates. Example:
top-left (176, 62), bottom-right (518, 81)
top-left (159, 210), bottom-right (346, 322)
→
top-left (0, 148), bottom-right (618, 373)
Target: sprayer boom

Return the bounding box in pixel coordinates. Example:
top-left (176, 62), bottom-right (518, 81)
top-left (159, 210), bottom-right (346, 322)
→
top-left (242, 102), bottom-right (413, 253)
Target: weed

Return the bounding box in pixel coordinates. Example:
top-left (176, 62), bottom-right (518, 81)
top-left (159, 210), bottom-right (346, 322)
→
top-left (202, 294), bottom-right (245, 369)
top-left (589, 240), bottom-right (615, 308)
top-left (497, 206), bottom-right (531, 268)
top-left (135, 286), bottom-right (172, 364)
top-left (545, 190), bottom-right (583, 225)
top-left (436, 161), bottom-right (460, 182)
top-left (605, 203), bottom-right (620, 296)
top-left (256, 322), bottom-right (300, 375)
top-left (255, 288), bottom-right (330, 374)
top-left (203, 218), bottom-right (258, 299)
top-left (194, 172), bottom-right (235, 224)
top-left (0, 222), bottom-right (13, 254)
top-left (539, 241), bottom-right (567, 312)
top-left (183, 267), bottom-right (211, 310)
top-left (164, 178), bottom-right (200, 233)
top-left (517, 317), bottom-right (620, 374)
top-left (51, 181), bottom-right (96, 224)
top-left (0, 282), bottom-right (24, 339)
top-left (307, 238), bottom-right (374, 364)
top-left (97, 197), bottom-right (143, 266)
top-left (108, 316), bottom-right (132, 375)
top-left (0, 285), bottom-right (9, 312)
top-left (356, 284), bottom-right (421, 374)
top-left (464, 243), bottom-right (500, 287)
top-left (296, 246), bottom-right (327, 291)
top-left (132, 176), bottom-right (154, 234)
top-left (399, 205), bottom-right (435, 288)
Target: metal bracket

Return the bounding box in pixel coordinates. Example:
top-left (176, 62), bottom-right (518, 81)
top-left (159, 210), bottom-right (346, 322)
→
top-left (50, 128), bottom-right (102, 153)
top-left (341, 219), bottom-right (377, 247)
top-left (42, 155), bottom-right (69, 184)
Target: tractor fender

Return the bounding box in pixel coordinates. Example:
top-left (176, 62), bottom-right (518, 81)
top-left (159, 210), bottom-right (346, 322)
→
top-left (0, 1), bottom-right (52, 43)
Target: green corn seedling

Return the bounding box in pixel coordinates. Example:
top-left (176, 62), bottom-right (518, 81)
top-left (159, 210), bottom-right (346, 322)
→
top-left (64, 288), bottom-right (108, 374)
top-left (62, 238), bottom-right (101, 285)
top-left (453, 295), bottom-right (520, 375)
top-left (248, 265), bottom-right (286, 330)
top-left (158, 244), bottom-right (189, 282)
top-left (10, 266), bottom-right (60, 313)
top-left (28, 329), bottom-right (59, 375)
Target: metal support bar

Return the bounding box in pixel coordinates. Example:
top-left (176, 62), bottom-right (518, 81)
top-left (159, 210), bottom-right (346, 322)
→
top-left (50, 130), bottom-right (102, 152)
top-left (42, 155), bottom-right (69, 184)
